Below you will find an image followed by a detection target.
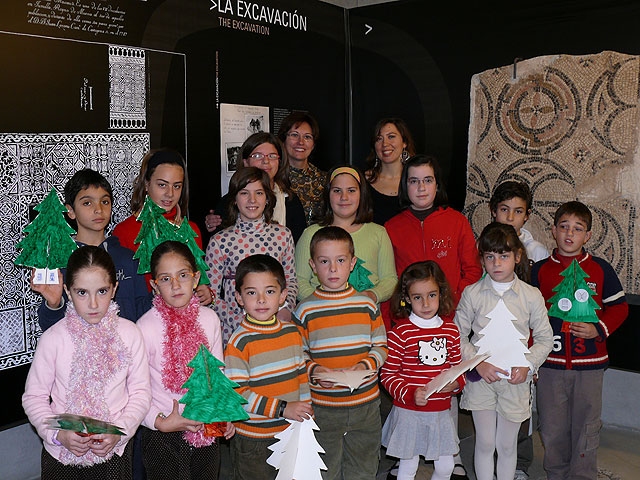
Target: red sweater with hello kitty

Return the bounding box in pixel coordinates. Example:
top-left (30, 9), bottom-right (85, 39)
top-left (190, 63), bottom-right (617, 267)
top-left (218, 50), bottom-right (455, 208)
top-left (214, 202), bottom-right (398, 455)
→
top-left (381, 314), bottom-right (464, 412)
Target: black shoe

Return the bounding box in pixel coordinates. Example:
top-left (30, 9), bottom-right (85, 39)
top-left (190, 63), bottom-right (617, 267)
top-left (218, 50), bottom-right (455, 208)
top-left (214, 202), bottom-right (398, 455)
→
top-left (451, 463), bottom-right (470, 480)
top-left (386, 472), bottom-right (397, 480)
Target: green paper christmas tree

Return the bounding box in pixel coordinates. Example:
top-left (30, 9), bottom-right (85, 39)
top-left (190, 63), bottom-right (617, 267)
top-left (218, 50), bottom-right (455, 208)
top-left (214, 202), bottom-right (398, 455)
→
top-left (548, 259), bottom-right (600, 329)
top-left (349, 258), bottom-right (374, 292)
top-left (180, 344), bottom-right (249, 424)
top-left (133, 196), bottom-right (210, 284)
top-left (45, 413), bottom-right (125, 436)
top-left (14, 188), bottom-right (77, 269)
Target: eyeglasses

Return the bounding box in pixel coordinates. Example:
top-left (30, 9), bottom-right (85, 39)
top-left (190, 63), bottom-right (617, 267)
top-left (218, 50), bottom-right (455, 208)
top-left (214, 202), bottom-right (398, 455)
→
top-left (249, 153), bottom-right (280, 161)
top-left (154, 272), bottom-right (196, 286)
top-left (286, 132), bottom-right (314, 143)
top-left (408, 178), bottom-right (435, 186)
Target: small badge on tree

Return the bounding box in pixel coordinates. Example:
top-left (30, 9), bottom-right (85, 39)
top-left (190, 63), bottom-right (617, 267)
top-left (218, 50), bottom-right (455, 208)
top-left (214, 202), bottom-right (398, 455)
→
top-left (14, 188), bottom-right (77, 284)
top-left (548, 259), bottom-right (601, 332)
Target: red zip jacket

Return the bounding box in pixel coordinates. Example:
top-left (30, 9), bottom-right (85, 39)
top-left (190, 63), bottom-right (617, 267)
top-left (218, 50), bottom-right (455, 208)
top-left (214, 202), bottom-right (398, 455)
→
top-left (531, 250), bottom-right (628, 370)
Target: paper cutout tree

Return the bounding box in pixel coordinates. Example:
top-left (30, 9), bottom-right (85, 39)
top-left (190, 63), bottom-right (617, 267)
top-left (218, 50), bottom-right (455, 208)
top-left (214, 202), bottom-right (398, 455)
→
top-left (474, 299), bottom-right (530, 379)
top-left (548, 259), bottom-right (600, 332)
top-left (267, 417), bottom-right (327, 480)
top-left (133, 196), bottom-right (210, 284)
top-left (349, 258), bottom-right (374, 292)
top-left (45, 413), bottom-right (125, 436)
top-left (179, 344), bottom-right (249, 435)
top-left (14, 188), bottom-right (77, 269)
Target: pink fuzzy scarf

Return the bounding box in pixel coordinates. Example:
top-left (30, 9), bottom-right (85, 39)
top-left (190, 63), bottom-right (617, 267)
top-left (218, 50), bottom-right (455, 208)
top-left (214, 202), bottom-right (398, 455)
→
top-left (155, 295), bottom-right (214, 447)
top-left (62, 301), bottom-right (130, 466)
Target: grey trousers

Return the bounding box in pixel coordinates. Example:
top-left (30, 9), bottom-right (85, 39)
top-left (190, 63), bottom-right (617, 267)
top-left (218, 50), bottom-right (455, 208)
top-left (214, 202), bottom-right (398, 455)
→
top-left (537, 368), bottom-right (603, 480)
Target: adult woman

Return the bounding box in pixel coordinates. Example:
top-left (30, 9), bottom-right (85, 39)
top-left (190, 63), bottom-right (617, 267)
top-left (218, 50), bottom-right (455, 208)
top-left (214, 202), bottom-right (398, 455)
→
top-left (295, 165), bottom-right (397, 302)
top-left (205, 132), bottom-right (306, 241)
top-left (113, 149), bottom-right (213, 305)
top-left (364, 118), bottom-right (416, 225)
top-left (277, 111), bottom-right (326, 225)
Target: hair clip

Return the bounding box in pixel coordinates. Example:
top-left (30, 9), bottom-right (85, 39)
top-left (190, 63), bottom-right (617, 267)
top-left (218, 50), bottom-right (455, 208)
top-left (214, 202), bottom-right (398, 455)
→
top-left (400, 299), bottom-right (406, 307)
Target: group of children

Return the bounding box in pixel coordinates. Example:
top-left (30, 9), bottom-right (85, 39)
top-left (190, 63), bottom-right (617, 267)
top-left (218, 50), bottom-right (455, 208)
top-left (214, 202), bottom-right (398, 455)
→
top-left (21, 148), bottom-right (627, 480)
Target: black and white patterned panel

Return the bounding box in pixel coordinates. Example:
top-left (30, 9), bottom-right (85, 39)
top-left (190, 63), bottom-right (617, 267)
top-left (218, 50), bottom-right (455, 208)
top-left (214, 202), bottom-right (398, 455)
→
top-left (109, 46), bottom-right (146, 129)
top-left (0, 133), bottom-right (149, 371)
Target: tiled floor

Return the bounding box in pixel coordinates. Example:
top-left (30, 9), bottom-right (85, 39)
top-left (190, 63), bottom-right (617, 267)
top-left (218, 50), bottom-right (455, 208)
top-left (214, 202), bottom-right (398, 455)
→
top-left (396, 411), bottom-right (640, 480)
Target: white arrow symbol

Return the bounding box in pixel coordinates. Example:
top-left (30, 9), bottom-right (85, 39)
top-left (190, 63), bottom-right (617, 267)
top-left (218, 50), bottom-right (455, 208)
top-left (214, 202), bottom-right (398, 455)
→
top-left (365, 24), bottom-right (372, 35)
top-left (210, 0), bottom-right (218, 10)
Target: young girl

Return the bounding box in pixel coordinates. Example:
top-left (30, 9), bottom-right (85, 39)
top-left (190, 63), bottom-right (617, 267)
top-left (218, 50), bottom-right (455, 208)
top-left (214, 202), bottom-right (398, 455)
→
top-left (454, 223), bottom-right (553, 480)
top-left (295, 165), bottom-right (397, 301)
top-left (113, 149), bottom-right (212, 305)
top-left (23, 246), bottom-right (151, 479)
top-left (205, 167), bottom-right (298, 344)
top-left (381, 261), bottom-right (464, 480)
top-left (136, 241), bottom-right (233, 480)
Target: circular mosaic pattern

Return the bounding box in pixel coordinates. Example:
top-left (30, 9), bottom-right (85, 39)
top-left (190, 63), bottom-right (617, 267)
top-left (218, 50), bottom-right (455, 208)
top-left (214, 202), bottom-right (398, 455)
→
top-left (496, 68), bottom-right (580, 155)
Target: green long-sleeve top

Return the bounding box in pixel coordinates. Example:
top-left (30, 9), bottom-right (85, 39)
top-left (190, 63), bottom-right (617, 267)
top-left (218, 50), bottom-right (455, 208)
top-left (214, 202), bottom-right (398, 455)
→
top-left (294, 222), bottom-right (398, 302)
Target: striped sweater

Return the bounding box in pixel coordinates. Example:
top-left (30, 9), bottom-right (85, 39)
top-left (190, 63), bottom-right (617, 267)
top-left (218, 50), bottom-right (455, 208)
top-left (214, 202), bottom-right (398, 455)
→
top-left (224, 316), bottom-right (311, 439)
top-left (381, 314), bottom-right (464, 412)
top-left (293, 286), bottom-right (388, 408)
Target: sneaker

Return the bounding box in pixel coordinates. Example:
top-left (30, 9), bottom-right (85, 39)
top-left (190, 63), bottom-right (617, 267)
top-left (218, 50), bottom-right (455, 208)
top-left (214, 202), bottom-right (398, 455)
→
top-left (514, 470), bottom-right (529, 480)
top-left (451, 464), bottom-right (469, 480)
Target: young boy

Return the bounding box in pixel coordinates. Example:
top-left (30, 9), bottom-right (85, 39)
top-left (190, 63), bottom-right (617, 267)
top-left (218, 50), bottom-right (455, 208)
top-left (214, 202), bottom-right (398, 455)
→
top-left (224, 254), bottom-right (313, 480)
top-left (532, 201), bottom-right (628, 480)
top-left (33, 169), bottom-right (151, 330)
top-left (292, 226), bottom-right (388, 480)
top-left (490, 181), bottom-right (549, 264)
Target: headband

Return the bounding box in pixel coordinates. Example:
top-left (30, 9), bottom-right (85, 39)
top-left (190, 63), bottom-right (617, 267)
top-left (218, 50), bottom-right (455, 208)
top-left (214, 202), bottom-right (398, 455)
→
top-left (330, 166), bottom-right (360, 183)
top-left (147, 150), bottom-right (185, 172)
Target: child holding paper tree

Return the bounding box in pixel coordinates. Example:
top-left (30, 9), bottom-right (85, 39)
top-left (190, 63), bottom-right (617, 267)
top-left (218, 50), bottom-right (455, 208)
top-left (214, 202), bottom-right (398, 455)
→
top-left (22, 246), bottom-right (151, 478)
top-left (380, 261), bottom-right (464, 480)
top-left (454, 223), bottom-right (553, 480)
top-left (531, 202), bottom-right (628, 480)
top-left (136, 241), bottom-right (234, 480)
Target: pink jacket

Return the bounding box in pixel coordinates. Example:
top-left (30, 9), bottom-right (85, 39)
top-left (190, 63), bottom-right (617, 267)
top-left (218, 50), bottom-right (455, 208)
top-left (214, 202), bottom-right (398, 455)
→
top-left (22, 317), bottom-right (151, 462)
top-left (137, 305), bottom-right (223, 429)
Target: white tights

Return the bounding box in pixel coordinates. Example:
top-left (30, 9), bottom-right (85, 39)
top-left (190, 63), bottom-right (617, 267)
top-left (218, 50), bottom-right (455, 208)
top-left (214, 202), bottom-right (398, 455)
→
top-left (397, 454), bottom-right (454, 480)
top-left (472, 410), bottom-right (521, 480)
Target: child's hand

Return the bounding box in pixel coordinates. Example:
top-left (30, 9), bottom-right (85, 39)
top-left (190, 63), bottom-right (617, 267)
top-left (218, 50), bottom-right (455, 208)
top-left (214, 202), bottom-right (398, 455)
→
top-left (30, 268), bottom-right (63, 308)
top-left (205, 212), bottom-right (223, 232)
top-left (57, 430), bottom-right (92, 457)
top-left (414, 386), bottom-right (429, 406)
top-left (361, 290), bottom-right (378, 302)
top-left (476, 361), bottom-right (509, 383)
top-left (439, 379), bottom-right (460, 393)
top-left (313, 366), bottom-right (336, 388)
top-left (276, 308), bottom-right (292, 323)
top-left (89, 433), bottom-right (119, 457)
top-left (283, 401), bottom-right (314, 422)
top-left (195, 285), bottom-right (213, 306)
top-left (343, 363), bottom-right (367, 372)
top-left (508, 367), bottom-right (529, 385)
top-left (223, 421), bottom-right (236, 440)
top-left (569, 322), bottom-right (598, 339)
top-left (155, 399), bottom-right (204, 433)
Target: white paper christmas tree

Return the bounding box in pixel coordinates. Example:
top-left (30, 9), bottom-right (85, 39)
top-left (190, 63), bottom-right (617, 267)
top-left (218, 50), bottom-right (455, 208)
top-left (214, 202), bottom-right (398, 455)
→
top-left (267, 416), bottom-right (327, 480)
top-left (474, 299), bottom-right (530, 380)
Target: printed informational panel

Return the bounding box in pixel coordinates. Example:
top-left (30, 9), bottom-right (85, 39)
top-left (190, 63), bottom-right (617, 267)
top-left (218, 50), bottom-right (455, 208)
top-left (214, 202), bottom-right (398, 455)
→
top-left (219, 103), bottom-right (270, 195)
top-left (0, 133), bottom-right (149, 371)
top-left (109, 45), bottom-right (147, 129)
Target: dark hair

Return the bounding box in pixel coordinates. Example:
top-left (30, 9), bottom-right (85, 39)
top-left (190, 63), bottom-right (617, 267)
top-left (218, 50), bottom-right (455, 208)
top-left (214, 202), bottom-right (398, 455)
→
top-left (277, 111), bottom-right (320, 145)
top-left (477, 222), bottom-right (530, 282)
top-left (391, 261), bottom-right (454, 319)
top-left (224, 167), bottom-right (276, 227)
top-left (65, 246), bottom-right (116, 289)
top-left (489, 181), bottom-right (533, 213)
top-left (235, 254), bottom-right (286, 292)
top-left (318, 165), bottom-right (373, 226)
top-left (64, 169), bottom-right (113, 207)
top-left (554, 201), bottom-right (592, 231)
top-left (150, 241), bottom-right (197, 279)
top-left (365, 117), bottom-right (416, 183)
top-left (239, 132), bottom-right (293, 197)
top-left (309, 226), bottom-right (355, 259)
top-left (130, 149), bottom-right (189, 214)
top-left (399, 155), bottom-right (449, 209)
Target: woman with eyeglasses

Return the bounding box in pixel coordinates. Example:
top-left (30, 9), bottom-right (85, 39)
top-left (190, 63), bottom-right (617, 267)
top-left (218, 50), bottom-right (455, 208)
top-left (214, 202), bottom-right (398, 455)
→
top-left (277, 111), bottom-right (327, 225)
top-left (364, 118), bottom-right (417, 226)
top-left (204, 132), bottom-right (306, 242)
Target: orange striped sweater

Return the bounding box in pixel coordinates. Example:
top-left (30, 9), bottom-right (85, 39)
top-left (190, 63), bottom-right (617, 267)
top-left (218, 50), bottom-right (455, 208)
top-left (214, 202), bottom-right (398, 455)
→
top-left (293, 286), bottom-right (388, 408)
top-left (224, 316), bottom-right (311, 439)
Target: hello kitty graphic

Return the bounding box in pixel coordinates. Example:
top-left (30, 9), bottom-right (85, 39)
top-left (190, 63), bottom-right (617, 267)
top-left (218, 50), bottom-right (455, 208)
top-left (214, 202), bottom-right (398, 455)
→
top-left (418, 337), bottom-right (448, 366)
